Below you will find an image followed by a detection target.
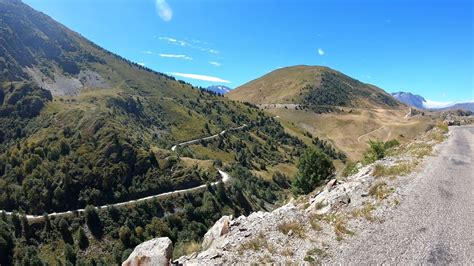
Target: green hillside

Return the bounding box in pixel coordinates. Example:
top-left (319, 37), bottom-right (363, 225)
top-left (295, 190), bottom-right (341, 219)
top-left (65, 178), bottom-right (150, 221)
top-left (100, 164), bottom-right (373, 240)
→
top-left (227, 65), bottom-right (402, 110)
top-left (0, 1), bottom-right (346, 264)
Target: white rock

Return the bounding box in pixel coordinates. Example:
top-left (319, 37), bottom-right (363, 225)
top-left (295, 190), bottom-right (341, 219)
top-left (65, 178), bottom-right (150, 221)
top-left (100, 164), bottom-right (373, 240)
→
top-left (122, 237), bottom-right (172, 266)
top-left (201, 215), bottom-right (232, 250)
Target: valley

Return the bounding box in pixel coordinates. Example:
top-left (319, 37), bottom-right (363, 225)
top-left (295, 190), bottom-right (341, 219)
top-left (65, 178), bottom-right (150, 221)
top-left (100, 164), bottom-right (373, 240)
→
top-left (0, 0), bottom-right (472, 265)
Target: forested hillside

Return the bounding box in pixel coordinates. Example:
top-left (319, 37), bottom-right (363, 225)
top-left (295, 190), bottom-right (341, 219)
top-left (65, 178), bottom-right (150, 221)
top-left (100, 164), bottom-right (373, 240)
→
top-left (0, 0), bottom-right (341, 263)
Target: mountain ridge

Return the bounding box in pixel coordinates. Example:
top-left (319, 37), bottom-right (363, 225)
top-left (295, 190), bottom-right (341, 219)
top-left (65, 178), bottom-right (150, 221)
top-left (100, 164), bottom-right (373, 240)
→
top-left (206, 85), bottom-right (231, 94)
top-left (227, 65), bottom-right (403, 110)
top-left (391, 92), bottom-right (426, 109)
top-left (391, 91), bottom-right (473, 112)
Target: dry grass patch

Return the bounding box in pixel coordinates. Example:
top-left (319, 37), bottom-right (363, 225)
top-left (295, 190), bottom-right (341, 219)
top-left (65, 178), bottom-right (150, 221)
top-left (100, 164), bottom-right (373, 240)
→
top-left (309, 214), bottom-right (323, 231)
top-left (238, 232), bottom-right (272, 255)
top-left (306, 247), bottom-right (328, 258)
top-left (281, 247), bottom-right (294, 257)
top-left (334, 217), bottom-right (354, 240)
top-left (373, 162), bottom-right (418, 178)
top-left (322, 214), bottom-right (354, 240)
top-left (314, 201), bottom-right (327, 210)
top-left (278, 220), bottom-right (306, 238)
top-left (436, 122), bottom-right (449, 134)
top-left (173, 240), bottom-right (201, 258)
top-left (352, 202), bottom-right (376, 221)
top-left (368, 181), bottom-right (393, 200)
top-left (409, 142), bottom-right (433, 158)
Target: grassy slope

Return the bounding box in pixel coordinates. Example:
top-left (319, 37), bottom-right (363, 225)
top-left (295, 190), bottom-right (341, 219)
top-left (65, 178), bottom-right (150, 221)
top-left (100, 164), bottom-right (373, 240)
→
top-left (266, 107), bottom-right (437, 161)
top-left (227, 65), bottom-right (402, 109)
top-left (227, 65), bottom-right (435, 161)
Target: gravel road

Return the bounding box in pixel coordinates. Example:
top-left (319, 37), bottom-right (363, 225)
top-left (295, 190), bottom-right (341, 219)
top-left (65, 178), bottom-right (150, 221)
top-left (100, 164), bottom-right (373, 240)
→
top-left (330, 126), bottom-right (474, 264)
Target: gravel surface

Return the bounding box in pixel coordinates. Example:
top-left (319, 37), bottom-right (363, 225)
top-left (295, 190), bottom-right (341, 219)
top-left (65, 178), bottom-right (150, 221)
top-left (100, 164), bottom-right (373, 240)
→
top-left (329, 126), bottom-right (474, 264)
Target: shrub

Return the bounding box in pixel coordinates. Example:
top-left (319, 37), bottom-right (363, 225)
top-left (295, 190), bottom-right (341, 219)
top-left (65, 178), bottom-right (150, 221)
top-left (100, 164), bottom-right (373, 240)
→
top-left (278, 220), bottom-right (306, 238)
top-left (363, 141), bottom-right (386, 164)
top-left (383, 139), bottom-right (400, 149)
top-left (436, 122), bottom-right (449, 133)
top-left (309, 214), bottom-right (323, 231)
top-left (342, 162), bottom-right (358, 177)
top-left (238, 233), bottom-right (269, 254)
top-left (64, 244), bottom-right (76, 264)
top-left (373, 162), bottom-right (417, 178)
top-left (352, 203), bottom-right (375, 221)
top-left (363, 139), bottom-right (400, 164)
top-left (292, 148), bottom-right (335, 195)
top-left (84, 206), bottom-right (103, 237)
top-left (77, 227), bottom-right (89, 250)
top-left (0, 220), bottom-right (14, 265)
top-left (368, 181), bottom-right (393, 200)
top-left (119, 226), bottom-right (132, 247)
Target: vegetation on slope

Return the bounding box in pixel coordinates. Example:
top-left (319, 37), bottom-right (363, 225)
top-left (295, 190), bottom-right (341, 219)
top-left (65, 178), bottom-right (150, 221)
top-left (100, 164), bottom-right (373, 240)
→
top-left (0, 1), bottom-right (349, 264)
top-left (227, 65), bottom-right (402, 110)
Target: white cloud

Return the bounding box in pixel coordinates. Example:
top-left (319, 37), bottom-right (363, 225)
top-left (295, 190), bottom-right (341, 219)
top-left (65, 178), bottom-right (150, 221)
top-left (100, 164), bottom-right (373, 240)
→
top-left (159, 37), bottom-right (187, 46)
top-left (155, 0), bottom-right (173, 22)
top-left (318, 48), bottom-right (325, 56)
top-left (209, 61), bottom-right (221, 67)
top-left (137, 62), bottom-right (146, 66)
top-left (171, 72), bottom-right (230, 83)
top-left (159, 54), bottom-right (193, 60)
top-left (158, 36), bottom-right (218, 54)
top-left (423, 99), bottom-right (454, 109)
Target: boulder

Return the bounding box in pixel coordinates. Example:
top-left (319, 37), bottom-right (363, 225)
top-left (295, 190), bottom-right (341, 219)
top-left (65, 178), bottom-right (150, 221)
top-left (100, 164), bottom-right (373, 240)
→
top-left (326, 179), bottom-right (338, 192)
top-left (201, 215), bottom-right (232, 250)
top-left (122, 237), bottom-right (173, 266)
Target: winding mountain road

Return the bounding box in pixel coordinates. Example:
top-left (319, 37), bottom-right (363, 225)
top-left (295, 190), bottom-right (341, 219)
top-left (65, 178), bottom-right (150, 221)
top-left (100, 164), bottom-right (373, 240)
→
top-left (331, 126), bottom-right (474, 264)
top-left (357, 125), bottom-right (386, 143)
top-left (3, 170), bottom-right (231, 220)
top-left (1, 124), bottom-right (248, 220)
top-left (171, 124), bottom-right (248, 151)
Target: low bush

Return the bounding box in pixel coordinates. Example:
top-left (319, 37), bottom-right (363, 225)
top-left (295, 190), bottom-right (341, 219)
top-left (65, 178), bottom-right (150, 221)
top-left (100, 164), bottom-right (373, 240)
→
top-left (278, 220), bottom-right (306, 238)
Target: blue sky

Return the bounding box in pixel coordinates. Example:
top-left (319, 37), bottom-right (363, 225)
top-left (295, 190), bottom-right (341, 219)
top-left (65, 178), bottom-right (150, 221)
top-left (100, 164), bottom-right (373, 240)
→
top-left (24, 0), bottom-right (473, 105)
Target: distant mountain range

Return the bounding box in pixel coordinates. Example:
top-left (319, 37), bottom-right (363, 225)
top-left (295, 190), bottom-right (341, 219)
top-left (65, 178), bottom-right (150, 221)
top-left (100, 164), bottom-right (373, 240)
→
top-left (391, 92), bottom-right (474, 112)
top-left (437, 102), bottom-right (474, 112)
top-left (206, 85), bottom-right (231, 94)
top-left (390, 92), bottom-right (426, 109)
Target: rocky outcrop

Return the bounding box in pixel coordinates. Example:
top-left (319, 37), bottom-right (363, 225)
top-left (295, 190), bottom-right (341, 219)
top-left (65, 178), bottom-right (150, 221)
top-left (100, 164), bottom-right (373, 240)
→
top-left (122, 237), bottom-right (173, 266)
top-left (201, 215), bottom-right (232, 250)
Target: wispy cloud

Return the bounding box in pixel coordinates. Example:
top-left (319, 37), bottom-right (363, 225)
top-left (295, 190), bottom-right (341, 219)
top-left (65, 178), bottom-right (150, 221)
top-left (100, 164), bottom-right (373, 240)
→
top-left (318, 48), bottom-right (325, 56)
top-left (171, 72), bottom-right (230, 83)
top-left (142, 51), bottom-right (192, 60)
top-left (137, 62), bottom-right (146, 66)
top-left (159, 37), bottom-right (187, 46)
top-left (155, 0), bottom-right (173, 22)
top-left (209, 61), bottom-right (221, 67)
top-left (158, 36), bottom-right (219, 54)
top-left (159, 54), bottom-right (193, 60)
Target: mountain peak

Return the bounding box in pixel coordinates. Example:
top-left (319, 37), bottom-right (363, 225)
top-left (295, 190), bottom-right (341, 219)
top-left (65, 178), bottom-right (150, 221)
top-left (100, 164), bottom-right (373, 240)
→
top-left (228, 65), bottom-right (402, 109)
top-left (391, 92), bottom-right (426, 109)
top-left (206, 85), bottom-right (231, 94)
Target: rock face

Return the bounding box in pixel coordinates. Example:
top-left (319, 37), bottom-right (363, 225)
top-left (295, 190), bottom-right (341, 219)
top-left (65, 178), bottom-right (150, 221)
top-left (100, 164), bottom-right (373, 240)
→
top-left (201, 215), bottom-right (232, 250)
top-left (122, 237), bottom-right (173, 266)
